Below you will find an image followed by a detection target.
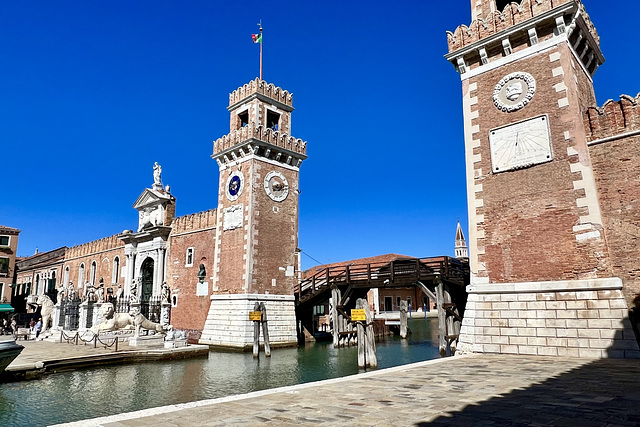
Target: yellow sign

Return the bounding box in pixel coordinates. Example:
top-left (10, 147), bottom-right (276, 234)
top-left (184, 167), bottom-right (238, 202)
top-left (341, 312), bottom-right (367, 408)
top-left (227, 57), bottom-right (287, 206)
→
top-left (351, 309), bottom-right (366, 321)
top-left (249, 311), bottom-right (262, 321)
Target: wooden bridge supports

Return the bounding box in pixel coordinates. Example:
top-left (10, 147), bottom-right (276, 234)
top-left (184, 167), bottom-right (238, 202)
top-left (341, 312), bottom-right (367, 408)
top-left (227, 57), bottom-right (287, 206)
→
top-left (331, 286), bottom-right (340, 347)
top-left (356, 298), bottom-right (377, 369)
top-left (252, 302), bottom-right (271, 358)
top-left (415, 279), bottom-right (462, 356)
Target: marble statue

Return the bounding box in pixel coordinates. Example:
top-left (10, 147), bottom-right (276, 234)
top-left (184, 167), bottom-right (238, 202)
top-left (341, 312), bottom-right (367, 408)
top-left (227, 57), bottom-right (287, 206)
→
top-left (96, 278), bottom-right (105, 303)
top-left (36, 294), bottom-right (55, 334)
top-left (56, 283), bottom-right (66, 304)
top-left (91, 303), bottom-right (168, 338)
top-left (161, 281), bottom-right (171, 303)
top-left (84, 281), bottom-right (95, 302)
top-left (67, 281), bottom-right (77, 301)
top-left (153, 162), bottom-right (162, 187)
top-left (115, 284), bottom-right (123, 300)
top-left (129, 278), bottom-right (138, 303)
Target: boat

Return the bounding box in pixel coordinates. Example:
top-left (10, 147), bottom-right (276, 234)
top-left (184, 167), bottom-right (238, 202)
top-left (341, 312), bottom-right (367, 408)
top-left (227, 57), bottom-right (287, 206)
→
top-left (0, 336), bottom-right (24, 373)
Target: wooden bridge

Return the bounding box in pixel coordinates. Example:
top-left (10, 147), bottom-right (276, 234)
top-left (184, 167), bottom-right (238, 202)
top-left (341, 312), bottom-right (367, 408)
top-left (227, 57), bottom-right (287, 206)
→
top-left (294, 256), bottom-right (470, 355)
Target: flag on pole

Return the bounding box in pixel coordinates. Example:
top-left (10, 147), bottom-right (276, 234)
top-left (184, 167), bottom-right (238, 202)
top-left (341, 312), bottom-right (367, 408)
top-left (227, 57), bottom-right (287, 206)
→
top-left (251, 33), bottom-right (262, 44)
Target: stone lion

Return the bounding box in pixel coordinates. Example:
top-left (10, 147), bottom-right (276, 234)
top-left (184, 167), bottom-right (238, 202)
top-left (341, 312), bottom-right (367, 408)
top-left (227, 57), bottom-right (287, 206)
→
top-left (92, 303), bottom-right (168, 338)
top-left (36, 294), bottom-right (55, 334)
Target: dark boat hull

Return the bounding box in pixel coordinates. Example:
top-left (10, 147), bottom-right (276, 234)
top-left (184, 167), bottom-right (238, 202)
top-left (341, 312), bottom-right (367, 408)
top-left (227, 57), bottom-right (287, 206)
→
top-left (0, 339), bottom-right (24, 373)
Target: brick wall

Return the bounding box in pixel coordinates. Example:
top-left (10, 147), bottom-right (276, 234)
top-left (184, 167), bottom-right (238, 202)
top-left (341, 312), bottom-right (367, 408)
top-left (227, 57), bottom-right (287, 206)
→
top-left (64, 235), bottom-right (125, 295)
top-left (166, 227), bottom-right (216, 338)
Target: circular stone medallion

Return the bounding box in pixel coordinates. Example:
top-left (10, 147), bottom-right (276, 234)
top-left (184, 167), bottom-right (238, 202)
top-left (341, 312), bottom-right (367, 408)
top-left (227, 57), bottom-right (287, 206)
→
top-left (264, 171), bottom-right (289, 202)
top-left (225, 170), bottom-right (244, 201)
top-left (493, 72), bottom-right (536, 113)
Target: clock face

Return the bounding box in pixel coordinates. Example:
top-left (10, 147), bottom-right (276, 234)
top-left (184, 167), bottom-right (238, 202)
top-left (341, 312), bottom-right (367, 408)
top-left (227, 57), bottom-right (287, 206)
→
top-left (489, 115), bottom-right (552, 173)
top-left (264, 171), bottom-right (289, 202)
top-left (225, 170), bottom-right (244, 201)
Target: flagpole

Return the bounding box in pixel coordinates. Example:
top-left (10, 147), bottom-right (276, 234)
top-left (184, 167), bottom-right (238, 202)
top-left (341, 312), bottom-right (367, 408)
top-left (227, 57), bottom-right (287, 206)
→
top-left (259, 21), bottom-right (263, 80)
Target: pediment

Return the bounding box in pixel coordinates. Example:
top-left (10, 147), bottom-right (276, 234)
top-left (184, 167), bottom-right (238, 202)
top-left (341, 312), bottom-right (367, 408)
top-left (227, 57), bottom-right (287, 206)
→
top-left (133, 188), bottom-right (171, 210)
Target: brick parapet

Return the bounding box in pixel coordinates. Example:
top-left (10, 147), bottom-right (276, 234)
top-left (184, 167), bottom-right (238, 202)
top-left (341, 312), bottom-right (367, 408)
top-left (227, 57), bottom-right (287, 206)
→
top-left (171, 210), bottom-right (217, 235)
top-left (229, 78), bottom-right (293, 108)
top-left (585, 93), bottom-right (640, 141)
top-left (66, 235), bottom-right (124, 260)
top-left (447, 0), bottom-right (598, 54)
top-left (213, 126), bottom-right (307, 157)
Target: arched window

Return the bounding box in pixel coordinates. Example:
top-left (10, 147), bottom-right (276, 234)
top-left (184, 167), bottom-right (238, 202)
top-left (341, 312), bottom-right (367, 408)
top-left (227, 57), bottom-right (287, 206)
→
top-left (90, 261), bottom-right (97, 286)
top-left (79, 263), bottom-right (85, 287)
top-left (112, 256), bottom-right (120, 284)
top-left (64, 266), bottom-right (70, 286)
top-left (496, 0), bottom-right (510, 12)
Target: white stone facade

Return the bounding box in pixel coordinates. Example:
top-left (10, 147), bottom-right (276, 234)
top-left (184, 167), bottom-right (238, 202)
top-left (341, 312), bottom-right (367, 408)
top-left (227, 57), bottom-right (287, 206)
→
top-left (199, 293), bottom-right (297, 349)
top-left (458, 278), bottom-right (640, 358)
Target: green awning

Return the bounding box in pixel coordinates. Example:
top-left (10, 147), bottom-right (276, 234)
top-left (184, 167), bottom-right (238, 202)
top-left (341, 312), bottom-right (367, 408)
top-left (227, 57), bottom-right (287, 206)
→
top-left (0, 304), bottom-right (14, 313)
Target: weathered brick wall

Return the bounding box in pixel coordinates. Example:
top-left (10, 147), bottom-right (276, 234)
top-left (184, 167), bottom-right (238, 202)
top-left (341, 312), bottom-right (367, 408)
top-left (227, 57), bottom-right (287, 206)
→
top-left (454, 0), bottom-right (582, 53)
top-left (171, 210), bottom-right (217, 235)
top-left (249, 162), bottom-right (299, 296)
top-left (588, 101), bottom-right (640, 306)
top-left (64, 235), bottom-right (125, 295)
top-left (467, 44), bottom-right (610, 284)
top-left (166, 228), bottom-right (216, 336)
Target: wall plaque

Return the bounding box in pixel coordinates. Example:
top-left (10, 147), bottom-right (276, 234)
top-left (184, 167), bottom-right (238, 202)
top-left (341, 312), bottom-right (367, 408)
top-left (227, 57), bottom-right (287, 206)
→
top-left (489, 115), bottom-right (552, 173)
top-left (223, 204), bottom-right (243, 231)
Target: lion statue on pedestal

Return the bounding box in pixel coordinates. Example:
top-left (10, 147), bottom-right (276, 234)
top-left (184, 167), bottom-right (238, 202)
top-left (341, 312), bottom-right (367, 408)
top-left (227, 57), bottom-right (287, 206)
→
top-left (91, 303), bottom-right (168, 338)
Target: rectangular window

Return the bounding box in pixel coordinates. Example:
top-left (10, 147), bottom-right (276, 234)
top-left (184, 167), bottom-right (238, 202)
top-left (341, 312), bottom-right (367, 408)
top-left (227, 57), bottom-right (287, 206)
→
top-left (0, 258), bottom-right (9, 275)
top-left (407, 297), bottom-right (412, 310)
top-left (396, 296), bottom-right (401, 309)
top-left (238, 111), bottom-right (249, 128)
top-left (0, 236), bottom-right (9, 246)
top-left (267, 110), bottom-right (280, 131)
top-left (186, 247), bottom-right (194, 267)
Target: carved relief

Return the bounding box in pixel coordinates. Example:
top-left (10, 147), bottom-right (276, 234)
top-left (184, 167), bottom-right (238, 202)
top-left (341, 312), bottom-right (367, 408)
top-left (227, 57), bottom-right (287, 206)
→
top-left (223, 204), bottom-right (243, 231)
top-left (493, 72), bottom-right (536, 112)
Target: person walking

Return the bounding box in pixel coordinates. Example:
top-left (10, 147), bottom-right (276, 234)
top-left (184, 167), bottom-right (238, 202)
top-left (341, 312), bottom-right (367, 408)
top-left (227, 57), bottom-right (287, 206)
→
top-left (29, 318), bottom-right (35, 332)
top-left (10, 318), bottom-right (17, 338)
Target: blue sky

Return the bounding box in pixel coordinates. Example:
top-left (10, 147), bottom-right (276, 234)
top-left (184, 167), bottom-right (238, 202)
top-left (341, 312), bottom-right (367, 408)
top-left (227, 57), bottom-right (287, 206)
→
top-left (2, 0), bottom-right (639, 269)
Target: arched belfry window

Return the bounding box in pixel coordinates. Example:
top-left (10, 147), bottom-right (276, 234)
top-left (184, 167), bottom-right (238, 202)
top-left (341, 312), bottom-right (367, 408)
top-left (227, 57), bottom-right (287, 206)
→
top-left (496, 0), bottom-right (510, 12)
top-left (113, 256), bottom-right (120, 284)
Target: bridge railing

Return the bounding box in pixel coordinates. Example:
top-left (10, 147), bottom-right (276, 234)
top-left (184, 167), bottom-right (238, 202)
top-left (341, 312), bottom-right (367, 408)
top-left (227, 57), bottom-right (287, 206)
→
top-left (295, 256), bottom-right (467, 302)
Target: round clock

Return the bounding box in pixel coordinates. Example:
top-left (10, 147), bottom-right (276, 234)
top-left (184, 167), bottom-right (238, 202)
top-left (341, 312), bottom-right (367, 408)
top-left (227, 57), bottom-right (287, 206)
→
top-left (225, 170), bottom-right (244, 201)
top-left (264, 171), bottom-right (289, 202)
top-left (493, 72), bottom-right (536, 113)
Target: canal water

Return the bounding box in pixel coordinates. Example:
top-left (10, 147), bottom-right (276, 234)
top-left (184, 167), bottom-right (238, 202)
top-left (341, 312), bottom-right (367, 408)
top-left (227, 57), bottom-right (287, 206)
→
top-left (0, 317), bottom-right (441, 426)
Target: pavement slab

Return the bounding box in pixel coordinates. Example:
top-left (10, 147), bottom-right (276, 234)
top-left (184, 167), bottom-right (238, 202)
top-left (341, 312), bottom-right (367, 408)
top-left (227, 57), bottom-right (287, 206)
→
top-left (54, 354), bottom-right (640, 427)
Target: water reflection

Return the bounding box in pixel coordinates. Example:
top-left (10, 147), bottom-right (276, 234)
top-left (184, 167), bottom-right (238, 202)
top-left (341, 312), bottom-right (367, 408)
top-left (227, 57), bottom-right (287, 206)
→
top-left (0, 318), bottom-right (440, 426)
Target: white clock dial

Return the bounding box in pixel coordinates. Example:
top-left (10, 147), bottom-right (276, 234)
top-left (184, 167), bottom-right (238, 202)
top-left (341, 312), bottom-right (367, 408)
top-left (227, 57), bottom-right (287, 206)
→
top-left (264, 171), bottom-right (289, 202)
top-left (489, 115), bottom-right (552, 173)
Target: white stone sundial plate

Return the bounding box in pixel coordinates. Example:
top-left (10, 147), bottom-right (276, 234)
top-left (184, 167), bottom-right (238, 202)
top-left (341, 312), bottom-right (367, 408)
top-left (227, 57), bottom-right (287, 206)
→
top-left (489, 115), bottom-right (552, 173)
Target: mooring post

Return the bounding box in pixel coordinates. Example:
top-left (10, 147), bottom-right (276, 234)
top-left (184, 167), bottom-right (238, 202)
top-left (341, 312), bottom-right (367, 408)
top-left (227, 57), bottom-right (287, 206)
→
top-left (331, 286), bottom-right (340, 347)
top-left (399, 300), bottom-right (408, 339)
top-left (424, 303), bottom-right (427, 319)
top-left (355, 298), bottom-right (377, 369)
top-left (252, 302), bottom-right (261, 358)
top-left (260, 302), bottom-right (271, 357)
top-left (444, 286), bottom-right (456, 354)
top-left (435, 279), bottom-right (447, 356)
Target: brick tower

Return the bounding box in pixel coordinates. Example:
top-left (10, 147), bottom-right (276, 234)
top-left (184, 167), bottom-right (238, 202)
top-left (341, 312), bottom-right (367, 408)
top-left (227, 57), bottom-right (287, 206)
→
top-left (199, 79), bottom-right (307, 349)
top-left (446, 0), bottom-right (639, 357)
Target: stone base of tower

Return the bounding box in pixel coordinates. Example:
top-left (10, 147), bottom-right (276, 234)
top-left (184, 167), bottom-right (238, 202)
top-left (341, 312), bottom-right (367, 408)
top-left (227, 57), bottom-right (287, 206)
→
top-left (457, 278), bottom-right (640, 359)
top-left (199, 293), bottom-right (298, 350)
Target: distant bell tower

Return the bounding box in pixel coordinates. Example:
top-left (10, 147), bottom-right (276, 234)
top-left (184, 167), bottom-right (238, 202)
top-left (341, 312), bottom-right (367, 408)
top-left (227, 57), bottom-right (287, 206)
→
top-left (199, 78), bottom-right (307, 349)
top-left (454, 221), bottom-right (468, 259)
top-left (446, 1), bottom-right (639, 358)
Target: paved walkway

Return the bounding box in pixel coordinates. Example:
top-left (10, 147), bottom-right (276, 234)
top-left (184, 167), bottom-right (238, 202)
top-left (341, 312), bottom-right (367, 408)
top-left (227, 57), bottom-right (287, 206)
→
top-left (60, 354), bottom-right (640, 426)
top-left (5, 337), bottom-right (208, 378)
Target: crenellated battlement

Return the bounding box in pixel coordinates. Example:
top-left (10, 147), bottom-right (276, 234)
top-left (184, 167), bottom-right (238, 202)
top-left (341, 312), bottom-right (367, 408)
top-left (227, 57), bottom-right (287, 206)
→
top-left (171, 209), bottom-right (217, 235)
top-left (447, 0), bottom-right (598, 53)
top-left (213, 125), bottom-right (306, 156)
top-left (585, 93), bottom-right (640, 141)
top-left (66, 234), bottom-right (124, 259)
top-left (229, 78), bottom-right (293, 108)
